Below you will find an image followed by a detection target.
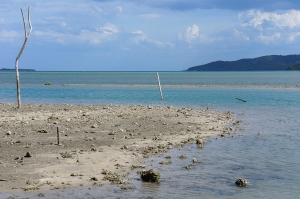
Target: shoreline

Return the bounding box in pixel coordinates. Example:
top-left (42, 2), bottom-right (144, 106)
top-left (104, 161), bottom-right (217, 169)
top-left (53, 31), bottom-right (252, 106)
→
top-left (0, 103), bottom-right (238, 195)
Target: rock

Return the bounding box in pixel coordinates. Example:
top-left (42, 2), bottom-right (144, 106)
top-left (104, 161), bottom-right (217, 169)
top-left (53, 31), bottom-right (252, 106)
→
top-left (90, 177), bottom-right (98, 181)
top-left (196, 138), bottom-right (205, 145)
top-left (37, 193), bottom-right (46, 197)
top-left (91, 124), bottom-right (98, 128)
top-left (184, 164), bottom-right (193, 169)
top-left (192, 158), bottom-right (200, 163)
top-left (24, 152), bottom-right (32, 158)
top-left (179, 154), bottom-right (186, 159)
top-left (120, 185), bottom-right (132, 190)
top-left (159, 160), bottom-right (171, 165)
top-left (6, 131), bottom-right (12, 135)
top-left (131, 165), bottom-right (146, 170)
top-left (14, 156), bottom-right (21, 160)
top-left (140, 169), bottom-right (160, 182)
top-left (45, 82), bottom-right (52, 85)
top-left (258, 131), bottom-right (261, 135)
top-left (60, 151), bottom-right (73, 158)
top-left (38, 130), bottom-right (48, 133)
top-left (235, 178), bottom-right (249, 186)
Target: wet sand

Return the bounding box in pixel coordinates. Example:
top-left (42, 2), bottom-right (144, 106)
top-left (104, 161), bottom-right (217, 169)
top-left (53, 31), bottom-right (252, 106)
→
top-left (0, 103), bottom-right (237, 195)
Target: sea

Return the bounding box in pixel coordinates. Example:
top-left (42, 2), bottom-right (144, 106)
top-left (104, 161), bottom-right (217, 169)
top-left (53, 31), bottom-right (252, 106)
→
top-left (0, 71), bottom-right (300, 199)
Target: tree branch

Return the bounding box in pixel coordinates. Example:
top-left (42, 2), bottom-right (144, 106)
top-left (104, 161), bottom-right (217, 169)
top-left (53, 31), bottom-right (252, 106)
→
top-left (15, 6), bottom-right (32, 108)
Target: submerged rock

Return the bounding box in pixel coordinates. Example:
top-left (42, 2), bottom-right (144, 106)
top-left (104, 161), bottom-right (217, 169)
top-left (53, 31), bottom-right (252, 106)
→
top-left (235, 178), bottom-right (249, 187)
top-left (196, 138), bottom-right (205, 145)
top-left (140, 169), bottom-right (160, 182)
top-left (159, 160), bottom-right (171, 165)
top-left (44, 82), bottom-right (52, 86)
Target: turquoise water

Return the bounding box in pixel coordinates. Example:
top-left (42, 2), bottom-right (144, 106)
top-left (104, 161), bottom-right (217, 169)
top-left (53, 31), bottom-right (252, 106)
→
top-left (1, 71), bottom-right (300, 198)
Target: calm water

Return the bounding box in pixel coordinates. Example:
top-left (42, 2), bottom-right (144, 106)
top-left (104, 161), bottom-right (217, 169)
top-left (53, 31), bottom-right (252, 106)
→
top-left (1, 71), bottom-right (300, 198)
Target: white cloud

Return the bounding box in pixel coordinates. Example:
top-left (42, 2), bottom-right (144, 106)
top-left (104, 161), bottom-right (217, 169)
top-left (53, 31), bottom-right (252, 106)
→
top-left (34, 30), bottom-right (67, 44)
top-left (233, 28), bottom-right (249, 41)
top-left (0, 18), bottom-right (5, 24)
top-left (132, 30), bottom-right (147, 44)
top-left (242, 9), bottom-right (300, 29)
top-left (258, 33), bottom-right (281, 44)
top-left (60, 22), bottom-right (67, 27)
top-left (0, 30), bottom-right (19, 42)
top-left (78, 23), bottom-right (119, 44)
top-left (34, 23), bottom-right (119, 44)
top-left (97, 23), bottom-right (119, 34)
top-left (288, 32), bottom-right (300, 41)
top-left (140, 13), bottom-right (161, 18)
top-left (185, 24), bottom-right (199, 44)
top-left (115, 6), bottom-right (122, 13)
top-left (132, 30), bottom-right (174, 48)
top-left (94, 5), bottom-right (103, 13)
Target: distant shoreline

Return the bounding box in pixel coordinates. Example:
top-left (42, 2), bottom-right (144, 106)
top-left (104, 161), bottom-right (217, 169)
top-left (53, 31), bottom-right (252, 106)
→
top-left (0, 68), bottom-right (36, 72)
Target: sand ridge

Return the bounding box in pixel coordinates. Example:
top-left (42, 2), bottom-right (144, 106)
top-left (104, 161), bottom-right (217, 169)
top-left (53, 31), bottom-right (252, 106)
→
top-left (0, 103), bottom-right (238, 193)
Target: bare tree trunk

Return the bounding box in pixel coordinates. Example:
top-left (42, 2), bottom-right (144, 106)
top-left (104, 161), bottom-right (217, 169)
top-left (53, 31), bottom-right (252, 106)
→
top-left (15, 6), bottom-right (32, 108)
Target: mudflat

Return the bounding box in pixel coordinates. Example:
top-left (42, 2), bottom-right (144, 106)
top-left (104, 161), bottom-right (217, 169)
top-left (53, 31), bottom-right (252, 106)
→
top-left (0, 103), bottom-right (237, 193)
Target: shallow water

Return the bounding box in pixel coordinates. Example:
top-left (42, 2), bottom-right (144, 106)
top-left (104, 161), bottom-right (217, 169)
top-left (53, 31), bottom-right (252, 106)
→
top-left (1, 71), bottom-right (300, 198)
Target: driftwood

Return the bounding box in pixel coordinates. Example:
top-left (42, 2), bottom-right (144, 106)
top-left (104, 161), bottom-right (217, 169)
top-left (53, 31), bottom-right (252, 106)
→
top-left (15, 6), bottom-right (32, 108)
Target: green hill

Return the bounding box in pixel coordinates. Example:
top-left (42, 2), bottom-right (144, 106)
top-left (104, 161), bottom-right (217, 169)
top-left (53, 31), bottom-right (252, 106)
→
top-left (187, 55), bottom-right (300, 71)
top-left (287, 63), bottom-right (300, 70)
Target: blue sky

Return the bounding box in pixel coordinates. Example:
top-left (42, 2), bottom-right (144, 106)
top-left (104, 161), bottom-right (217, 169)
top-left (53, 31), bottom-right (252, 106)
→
top-left (1, 0), bottom-right (300, 71)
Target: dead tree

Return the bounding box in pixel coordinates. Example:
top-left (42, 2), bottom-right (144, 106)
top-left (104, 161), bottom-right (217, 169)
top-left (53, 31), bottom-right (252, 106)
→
top-left (15, 6), bottom-right (32, 108)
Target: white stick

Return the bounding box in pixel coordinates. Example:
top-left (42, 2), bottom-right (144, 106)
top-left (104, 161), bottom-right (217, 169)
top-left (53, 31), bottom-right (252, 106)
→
top-left (157, 72), bottom-right (163, 100)
top-left (15, 6), bottom-right (32, 108)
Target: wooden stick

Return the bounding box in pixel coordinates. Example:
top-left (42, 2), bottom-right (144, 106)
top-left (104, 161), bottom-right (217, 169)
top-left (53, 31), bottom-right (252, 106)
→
top-left (15, 6), bottom-right (32, 108)
top-left (57, 127), bottom-right (60, 145)
top-left (157, 72), bottom-right (163, 100)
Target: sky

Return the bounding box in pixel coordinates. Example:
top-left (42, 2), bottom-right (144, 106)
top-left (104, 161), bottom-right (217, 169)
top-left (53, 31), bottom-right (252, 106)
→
top-left (1, 0), bottom-right (300, 71)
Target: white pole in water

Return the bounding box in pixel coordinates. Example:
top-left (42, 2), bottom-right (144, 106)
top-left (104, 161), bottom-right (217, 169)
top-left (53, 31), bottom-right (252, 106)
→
top-left (157, 72), bottom-right (163, 100)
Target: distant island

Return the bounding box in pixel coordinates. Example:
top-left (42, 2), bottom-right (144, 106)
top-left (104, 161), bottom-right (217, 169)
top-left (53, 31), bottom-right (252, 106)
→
top-left (0, 68), bottom-right (36, 72)
top-left (187, 55), bottom-right (300, 71)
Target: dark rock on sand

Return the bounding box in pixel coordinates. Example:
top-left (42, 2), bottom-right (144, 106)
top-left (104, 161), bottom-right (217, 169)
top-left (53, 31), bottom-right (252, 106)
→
top-left (60, 151), bottom-right (73, 158)
top-left (38, 129), bottom-right (48, 133)
top-left (24, 152), bottom-right (32, 158)
top-left (90, 177), bottom-right (98, 181)
top-left (141, 169), bottom-right (160, 182)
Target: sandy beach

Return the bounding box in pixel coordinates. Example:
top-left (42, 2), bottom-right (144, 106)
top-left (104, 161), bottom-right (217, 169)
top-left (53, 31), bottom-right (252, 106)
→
top-left (0, 103), bottom-right (238, 194)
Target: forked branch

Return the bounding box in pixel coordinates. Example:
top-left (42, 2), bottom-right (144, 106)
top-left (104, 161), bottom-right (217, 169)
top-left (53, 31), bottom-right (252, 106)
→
top-left (15, 6), bottom-right (32, 108)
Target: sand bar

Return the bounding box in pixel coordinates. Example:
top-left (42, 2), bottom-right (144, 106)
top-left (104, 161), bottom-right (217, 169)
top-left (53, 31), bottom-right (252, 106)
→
top-left (0, 103), bottom-right (238, 194)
